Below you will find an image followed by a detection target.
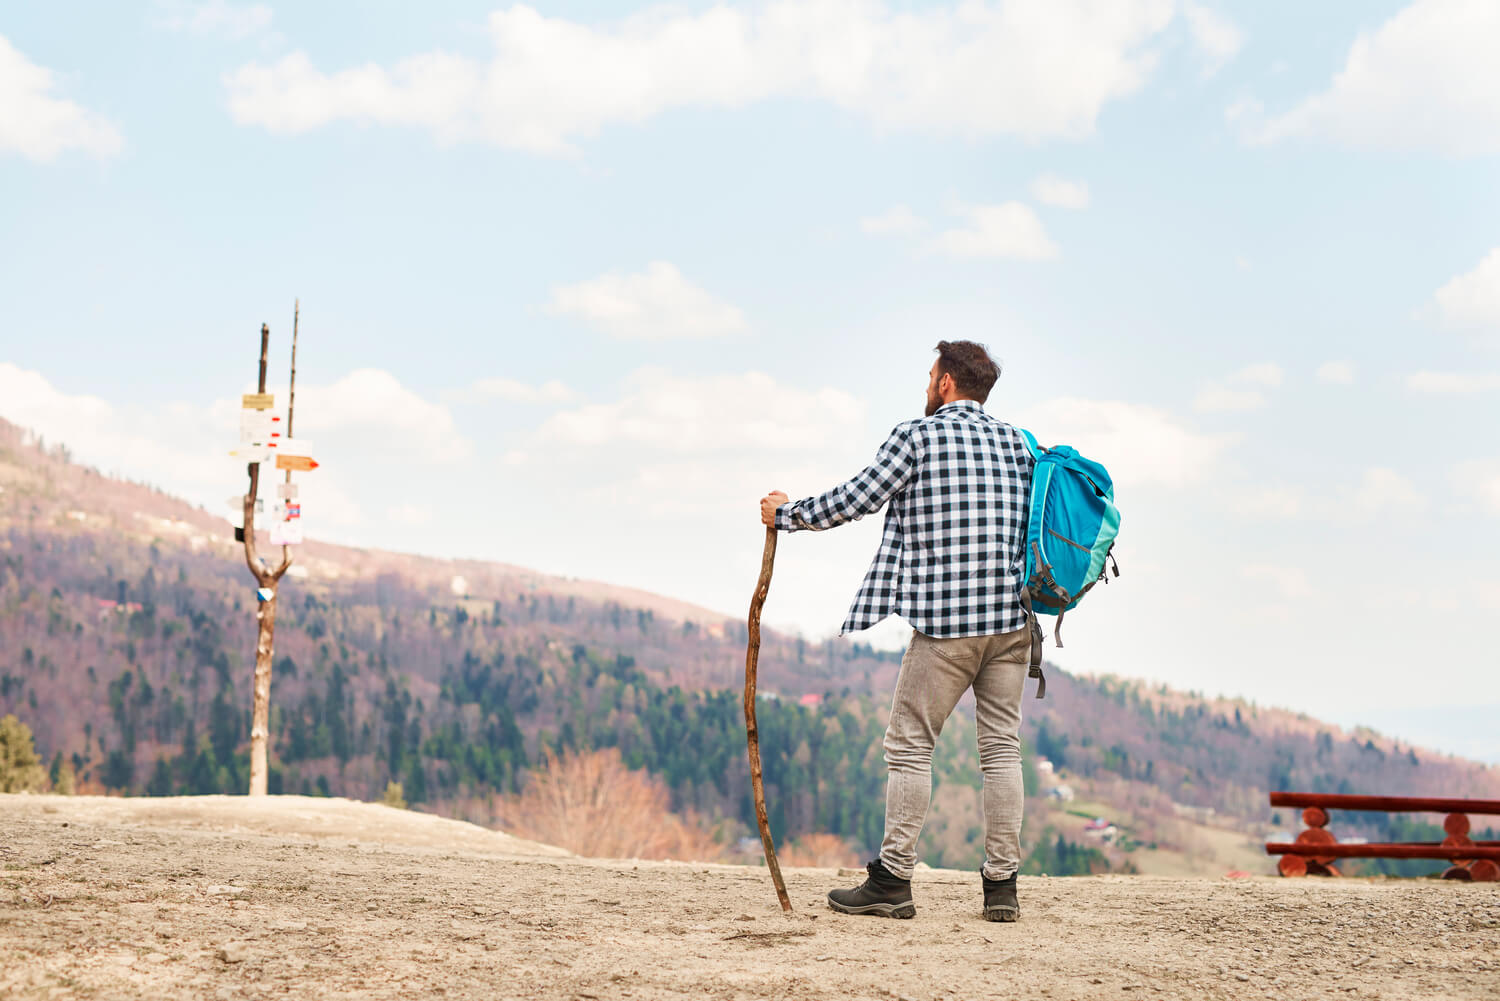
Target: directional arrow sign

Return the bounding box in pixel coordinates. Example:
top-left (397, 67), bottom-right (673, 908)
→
top-left (275, 454), bottom-right (319, 472)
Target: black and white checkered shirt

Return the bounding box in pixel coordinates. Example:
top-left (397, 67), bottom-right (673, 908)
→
top-left (774, 400), bottom-right (1035, 638)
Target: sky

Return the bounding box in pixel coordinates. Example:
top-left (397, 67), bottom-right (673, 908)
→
top-left (2, 1), bottom-right (1498, 761)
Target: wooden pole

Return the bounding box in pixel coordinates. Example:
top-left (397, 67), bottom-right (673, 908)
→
top-left (744, 526), bottom-right (791, 913)
top-left (242, 320), bottom-right (295, 796)
top-left (1269, 793), bottom-right (1500, 815)
top-left (1267, 842), bottom-right (1500, 861)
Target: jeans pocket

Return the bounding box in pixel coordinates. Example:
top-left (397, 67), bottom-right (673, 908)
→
top-left (920, 632), bottom-right (972, 668)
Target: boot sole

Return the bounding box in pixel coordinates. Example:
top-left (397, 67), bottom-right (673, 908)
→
top-left (827, 897), bottom-right (916, 919)
top-left (983, 906), bottom-right (1019, 923)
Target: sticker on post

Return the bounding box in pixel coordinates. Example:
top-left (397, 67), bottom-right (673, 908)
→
top-left (277, 483), bottom-right (299, 500)
top-left (256, 587), bottom-right (275, 602)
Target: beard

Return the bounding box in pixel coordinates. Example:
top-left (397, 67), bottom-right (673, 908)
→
top-left (924, 386), bottom-right (942, 416)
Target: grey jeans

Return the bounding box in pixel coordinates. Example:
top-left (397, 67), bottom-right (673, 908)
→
top-left (878, 626), bottom-right (1031, 882)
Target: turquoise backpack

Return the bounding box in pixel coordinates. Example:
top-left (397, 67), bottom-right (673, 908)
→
top-left (1016, 429), bottom-right (1121, 696)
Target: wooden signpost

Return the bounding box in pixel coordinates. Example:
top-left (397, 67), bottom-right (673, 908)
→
top-left (238, 300), bottom-right (315, 797)
top-left (275, 453), bottom-right (319, 472)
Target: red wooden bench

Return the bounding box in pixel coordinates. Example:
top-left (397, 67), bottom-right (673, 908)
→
top-left (1264, 792), bottom-right (1500, 881)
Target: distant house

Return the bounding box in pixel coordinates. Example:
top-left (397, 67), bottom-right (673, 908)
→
top-left (1037, 759), bottom-right (1055, 775)
top-left (798, 693), bottom-right (822, 708)
top-left (1048, 784), bottom-right (1075, 802)
top-left (95, 599), bottom-right (143, 619)
top-left (1083, 817), bottom-right (1119, 841)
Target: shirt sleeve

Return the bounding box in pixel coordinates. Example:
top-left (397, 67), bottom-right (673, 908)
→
top-left (774, 424), bottom-right (919, 533)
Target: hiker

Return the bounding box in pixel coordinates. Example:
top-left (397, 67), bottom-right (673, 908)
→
top-left (759, 340), bottom-right (1036, 922)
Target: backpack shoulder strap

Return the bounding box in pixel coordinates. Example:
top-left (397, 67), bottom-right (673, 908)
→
top-left (1017, 427), bottom-right (1043, 459)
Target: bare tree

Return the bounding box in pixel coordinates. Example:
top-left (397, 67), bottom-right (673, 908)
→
top-left (240, 305), bottom-right (300, 796)
top-left (496, 748), bottom-right (724, 861)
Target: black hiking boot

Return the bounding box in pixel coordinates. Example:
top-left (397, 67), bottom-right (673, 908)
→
top-left (982, 872), bottom-right (1019, 922)
top-left (827, 859), bottom-right (916, 919)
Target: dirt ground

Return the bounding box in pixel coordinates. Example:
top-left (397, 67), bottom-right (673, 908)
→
top-left (2, 795), bottom-right (1497, 1000)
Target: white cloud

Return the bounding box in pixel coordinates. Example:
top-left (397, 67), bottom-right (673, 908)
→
top-left (0, 34), bottom-right (123, 161)
top-left (1452, 460), bottom-right (1500, 516)
top-left (153, 0), bottom-right (273, 39)
top-left (1182, 3), bottom-right (1243, 76)
top-left (1030, 173), bottom-right (1090, 209)
top-left (470, 377), bottom-right (575, 404)
top-left (1351, 467), bottom-right (1425, 517)
top-left (0, 362), bottom-right (224, 493)
top-left (296, 369), bottom-right (471, 463)
top-left (925, 202), bottom-right (1059, 260)
top-left (0, 361), bottom-right (468, 546)
top-left (1247, 0), bottom-right (1500, 154)
top-left (1316, 361), bottom-right (1356, 385)
top-left (547, 261), bottom-right (747, 341)
top-left (1232, 363), bottom-right (1284, 388)
top-left (861, 205), bottom-right (925, 236)
top-left (1193, 362), bottom-right (1284, 412)
top-left (536, 367), bottom-right (864, 454)
top-left (1019, 397), bottom-right (1230, 489)
top-left (224, 0), bottom-right (1179, 153)
top-left (1242, 564), bottom-right (1313, 601)
top-left (1407, 371), bottom-right (1500, 394)
top-left (1433, 248), bottom-right (1500, 333)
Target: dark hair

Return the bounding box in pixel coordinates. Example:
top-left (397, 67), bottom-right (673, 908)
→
top-left (934, 340), bottom-right (1001, 402)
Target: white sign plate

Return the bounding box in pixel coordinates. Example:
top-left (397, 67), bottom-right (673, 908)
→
top-left (229, 445), bottom-right (270, 462)
top-left (269, 521), bottom-right (304, 546)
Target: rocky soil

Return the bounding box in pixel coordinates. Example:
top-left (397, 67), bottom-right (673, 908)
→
top-left (2, 795), bottom-right (1497, 1000)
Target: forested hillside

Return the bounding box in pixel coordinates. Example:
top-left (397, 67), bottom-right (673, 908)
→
top-left (4, 418), bottom-right (1498, 876)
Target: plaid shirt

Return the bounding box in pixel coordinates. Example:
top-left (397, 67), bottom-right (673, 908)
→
top-left (775, 400), bottom-right (1035, 638)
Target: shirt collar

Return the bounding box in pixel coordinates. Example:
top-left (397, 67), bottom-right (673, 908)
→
top-left (936, 400), bottom-right (985, 415)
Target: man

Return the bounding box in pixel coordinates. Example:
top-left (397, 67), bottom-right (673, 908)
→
top-left (759, 340), bottom-right (1036, 922)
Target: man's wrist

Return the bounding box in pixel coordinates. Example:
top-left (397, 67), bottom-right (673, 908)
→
top-left (773, 504), bottom-right (793, 532)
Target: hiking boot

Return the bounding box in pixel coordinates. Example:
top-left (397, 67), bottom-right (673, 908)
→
top-left (982, 872), bottom-right (1019, 922)
top-left (827, 859), bottom-right (916, 918)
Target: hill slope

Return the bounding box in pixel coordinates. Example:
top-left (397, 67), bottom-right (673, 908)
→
top-left (3, 417), bottom-right (1499, 877)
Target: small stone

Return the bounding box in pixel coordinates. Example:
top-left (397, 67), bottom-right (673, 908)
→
top-left (366, 903), bottom-right (378, 911)
top-left (1235, 974), bottom-right (1250, 982)
top-left (217, 942), bottom-right (251, 963)
top-left (207, 885), bottom-right (247, 897)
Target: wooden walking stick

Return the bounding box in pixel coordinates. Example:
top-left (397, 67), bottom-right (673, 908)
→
top-left (744, 525), bottom-right (792, 914)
